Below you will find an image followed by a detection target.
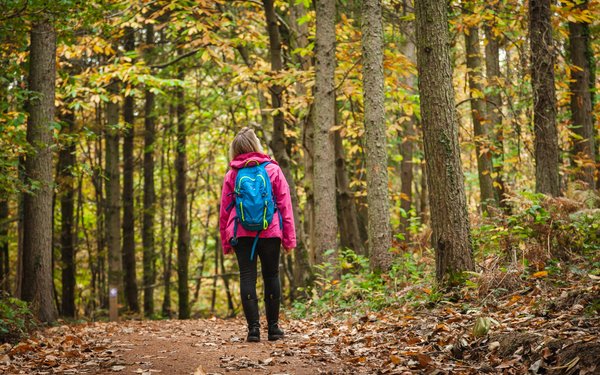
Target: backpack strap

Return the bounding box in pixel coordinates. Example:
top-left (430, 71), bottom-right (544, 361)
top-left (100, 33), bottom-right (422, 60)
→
top-left (229, 217), bottom-right (240, 247)
top-left (250, 231), bottom-right (261, 261)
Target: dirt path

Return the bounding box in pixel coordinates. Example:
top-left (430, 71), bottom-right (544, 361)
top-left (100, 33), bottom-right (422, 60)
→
top-left (100, 318), bottom-right (325, 375)
top-left (3, 277), bottom-right (600, 374)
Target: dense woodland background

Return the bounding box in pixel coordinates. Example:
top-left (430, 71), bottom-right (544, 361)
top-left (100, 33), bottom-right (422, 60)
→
top-left (0, 0), bottom-right (599, 327)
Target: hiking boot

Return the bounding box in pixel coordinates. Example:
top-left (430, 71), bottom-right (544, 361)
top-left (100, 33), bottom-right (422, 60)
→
top-left (265, 295), bottom-right (284, 341)
top-left (241, 297), bottom-right (260, 342)
top-left (247, 322), bottom-right (261, 342)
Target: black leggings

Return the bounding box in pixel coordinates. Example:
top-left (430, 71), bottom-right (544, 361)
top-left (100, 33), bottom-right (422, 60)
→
top-left (234, 237), bottom-right (281, 301)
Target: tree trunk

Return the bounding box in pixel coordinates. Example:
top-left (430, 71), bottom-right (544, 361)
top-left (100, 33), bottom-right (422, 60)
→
top-left (398, 13), bottom-right (416, 241)
top-left (362, 0), bottom-right (392, 271)
top-left (0, 200), bottom-right (9, 292)
top-left (143, 23), bottom-right (157, 317)
top-left (289, 0), bottom-right (315, 282)
top-left (464, 26), bottom-right (496, 212)
top-left (21, 19), bottom-right (59, 323)
top-left (175, 70), bottom-right (190, 319)
top-left (415, 0), bottom-right (474, 283)
top-left (530, 0), bottom-right (560, 196)
top-left (58, 109), bottom-right (76, 317)
top-left (162, 104), bottom-right (176, 318)
top-left (314, 0), bottom-right (338, 263)
top-left (334, 130), bottom-right (364, 253)
top-left (105, 80), bottom-right (122, 321)
top-left (568, 0), bottom-right (595, 188)
top-left (262, 0), bottom-right (311, 292)
top-left (122, 27), bottom-right (139, 314)
top-left (92, 106), bottom-right (106, 309)
top-left (484, 21), bottom-right (509, 209)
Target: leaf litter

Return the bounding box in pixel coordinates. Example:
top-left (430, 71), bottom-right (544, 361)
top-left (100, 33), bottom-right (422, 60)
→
top-left (2, 270), bottom-right (599, 374)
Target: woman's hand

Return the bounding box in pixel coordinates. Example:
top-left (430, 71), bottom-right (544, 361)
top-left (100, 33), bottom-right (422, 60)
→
top-left (284, 247), bottom-right (294, 254)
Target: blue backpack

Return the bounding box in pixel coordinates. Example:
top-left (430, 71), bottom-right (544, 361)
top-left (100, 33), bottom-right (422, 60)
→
top-left (227, 161), bottom-right (281, 260)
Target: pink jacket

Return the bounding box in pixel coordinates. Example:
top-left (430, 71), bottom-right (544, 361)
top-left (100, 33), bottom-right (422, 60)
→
top-left (219, 152), bottom-right (297, 254)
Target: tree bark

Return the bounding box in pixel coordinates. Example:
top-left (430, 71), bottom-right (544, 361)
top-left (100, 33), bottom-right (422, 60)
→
top-left (567, 0), bottom-right (595, 188)
top-left (484, 20), bottom-right (509, 209)
top-left (176, 69), bottom-right (190, 319)
top-left (415, 0), bottom-right (474, 283)
top-left (105, 80), bottom-right (122, 321)
top-left (530, 0), bottom-right (560, 196)
top-left (262, 0), bottom-right (311, 293)
top-left (464, 26), bottom-right (496, 212)
top-left (398, 9), bottom-right (417, 240)
top-left (0, 200), bottom-right (9, 292)
top-left (362, 0), bottom-right (392, 271)
top-left (122, 27), bottom-right (140, 314)
top-left (143, 23), bottom-right (157, 317)
top-left (21, 19), bottom-right (59, 323)
top-left (314, 0), bottom-right (338, 263)
top-left (58, 109), bottom-right (76, 317)
top-left (288, 0), bottom-right (315, 282)
top-left (334, 130), bottom-right (364, 254)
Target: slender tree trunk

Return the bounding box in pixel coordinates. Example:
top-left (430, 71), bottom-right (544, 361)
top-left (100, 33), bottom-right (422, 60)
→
top-left (567, 0), bottom-right (595, 188)
top-left (58, 109), bottom-right (76, 317)
top-left (464, 26), bottom-right (496, 212)
top-left (415, 0), bottom-right (474, 283)
top-left (175, 70), bottom-right (190, 319)
top-left (484, 21), bottom-right (509, 209)
top-left (21, 19), bottom-right (59, 323)
top-left (262, 0), bottom-right (310, 292)
top-left (334, 130), bottom-right (364, 253)
top-left (122, 27), bottom-right (139, 314)
top-left (398, 13), bottom-right (417, 241)
top-left (0, 200), bottom-right (9, 292)
top-left (530, 0), bottom-right (560, 196)
top-left (162, 104), bottom-right (176, 318)
top-left (105, 80), bottom-right (122, 321)
top-left (314, 0), bottom-right (338, 263)
top-left (143, 23), bottom-right (157, 317)
top-left (92, 106), bottom-right (106, 309)
top-left (362, 0), bottom-right (392, 271)
top-left (15, 159), bottom-right (24, 298)
top-left (289, 0), bottom-right (315, 282)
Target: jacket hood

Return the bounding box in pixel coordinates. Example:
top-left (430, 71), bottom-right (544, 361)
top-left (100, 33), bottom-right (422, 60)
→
top-left (229, 152), bottom-right (278, 169)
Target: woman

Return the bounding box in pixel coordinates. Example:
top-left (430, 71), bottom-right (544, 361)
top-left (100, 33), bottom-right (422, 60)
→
top-left (219, 127), bottom-right (296, 342)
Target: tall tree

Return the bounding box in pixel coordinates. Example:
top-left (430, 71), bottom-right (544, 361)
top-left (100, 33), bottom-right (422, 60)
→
top-left (58, 109), bottom-right (76, 317)
top-left (334, 130), bottom-right (364, 254)
top-left (530, 0), bottom-right (560, 196)
top-left (567, 0), bottom-right (595, 187)
top-left (484, 9), bottom-right (509, 209)
top-left (21, 19), bottom-right (59, 322)
top-left (415, 0), bottom-right (474, 282)
top-left (288, 0), bottom-right (316, 281)
top-left (464, 25), bottom-right (496, 211)
top-left (0, 200), bottom-right (9, 292)
top-left (143, 22), bottom-right (157, 317)
top-left (105, 80), bottom-right (122, 321)
top-left (122, 26), bottom-right (139, 313)
top-left (262, 0), bottom-right (311, 291)
top-left (362, 0), bottom-right (392, 270)
top-left (175, 68), bottom-right (190, 319)
top-left (313, 0), bottom-right (338, 263)
top-left (398, 13), bottom-right (417, 240)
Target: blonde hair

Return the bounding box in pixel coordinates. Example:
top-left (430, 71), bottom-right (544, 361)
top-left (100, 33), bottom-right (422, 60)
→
top-left (230, 127), bottom-right (263, 159)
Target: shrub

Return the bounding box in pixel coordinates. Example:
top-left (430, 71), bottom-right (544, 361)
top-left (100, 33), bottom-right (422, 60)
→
top-left (0, 294), bottom-right (37, 344)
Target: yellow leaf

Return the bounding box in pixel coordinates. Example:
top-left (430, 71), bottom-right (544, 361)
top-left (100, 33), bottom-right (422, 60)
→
top-left (532, 271), bottom-right (548, 278)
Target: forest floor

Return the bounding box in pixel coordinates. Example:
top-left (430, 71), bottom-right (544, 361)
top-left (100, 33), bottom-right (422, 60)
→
top-left (2, 270), bottom-right (600, 374)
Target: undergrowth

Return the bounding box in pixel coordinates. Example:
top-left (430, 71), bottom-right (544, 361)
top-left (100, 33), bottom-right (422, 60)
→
top-left (0, 294), bottom-right (37, 344)
top-left (291, 189), bottom-right (600, 319)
